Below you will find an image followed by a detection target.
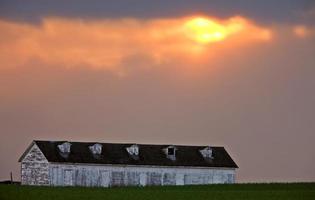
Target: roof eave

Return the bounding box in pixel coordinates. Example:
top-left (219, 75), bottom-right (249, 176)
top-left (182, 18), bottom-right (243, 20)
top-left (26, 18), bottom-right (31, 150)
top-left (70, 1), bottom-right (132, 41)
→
top-left (18, 141), bottom-right (36, 162)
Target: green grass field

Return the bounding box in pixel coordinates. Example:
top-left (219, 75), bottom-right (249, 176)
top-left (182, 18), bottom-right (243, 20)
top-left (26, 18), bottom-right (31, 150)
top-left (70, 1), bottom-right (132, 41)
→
top-left (0, 183), bottom-right (314, 200)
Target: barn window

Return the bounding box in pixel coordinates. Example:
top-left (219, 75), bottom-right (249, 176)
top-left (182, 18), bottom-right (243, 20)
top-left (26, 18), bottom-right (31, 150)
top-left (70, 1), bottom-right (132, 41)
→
top-left (148, 172), bottom-right (162, 186)
top-left (163, 173), bottom-right (176, 185)
top-left (199, 146), bottom-right (213, 159)
top-left (167, 147), bottom-right (175, 156)
top-left (111, 172), bottom-right (125, 186)
top-left (89, 143), bottom-right (102, 155)
top-left (164, 146), bottom-right (177, 161)
top-left (58, 142), bottom-right (71, 153)
top-left (126, 144), bottom-right (139, 156)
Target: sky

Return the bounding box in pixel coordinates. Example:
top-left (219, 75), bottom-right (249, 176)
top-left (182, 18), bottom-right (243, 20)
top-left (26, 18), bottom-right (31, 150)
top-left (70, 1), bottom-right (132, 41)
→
top-left (0, 0), bottom-right (315, 182)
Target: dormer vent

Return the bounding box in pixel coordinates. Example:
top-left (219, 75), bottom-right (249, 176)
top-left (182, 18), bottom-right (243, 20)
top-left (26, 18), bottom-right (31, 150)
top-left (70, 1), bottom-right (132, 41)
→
top-left (164, 146), bottom-right (177, 161)
top-left (199, 146), bottom-right (213, 159)
top-left (126, 144), bottom-right (139, 156)
top-left (89, 143), bottom-right (102, 155)
top-left (58, 142), bottom-right (71, 153)
top-left (58, 142), bottom-right (71, 158)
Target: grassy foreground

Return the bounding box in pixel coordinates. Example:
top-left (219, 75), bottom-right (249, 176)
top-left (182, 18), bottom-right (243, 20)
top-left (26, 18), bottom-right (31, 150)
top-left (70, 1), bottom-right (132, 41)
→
top-left (0, 183), bottom-right (314, 200)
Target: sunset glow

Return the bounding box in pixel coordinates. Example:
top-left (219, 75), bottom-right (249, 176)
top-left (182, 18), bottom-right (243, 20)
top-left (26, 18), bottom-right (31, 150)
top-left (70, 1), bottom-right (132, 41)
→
top-left (0, 16), bottom-right (272, 73)
top-left (293, 25), bottom-right (315, 38)
top-left (184, 17), bottom-right (244, 44)
top-left (294, 25), bottom-right (308, 38)
top-left (1, 0), bottom-right (315, 185)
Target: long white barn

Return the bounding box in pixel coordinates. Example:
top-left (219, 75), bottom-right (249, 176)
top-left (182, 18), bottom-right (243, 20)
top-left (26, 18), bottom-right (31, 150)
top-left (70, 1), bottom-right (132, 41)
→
top-left (19, 140), bottom-right (238, 187)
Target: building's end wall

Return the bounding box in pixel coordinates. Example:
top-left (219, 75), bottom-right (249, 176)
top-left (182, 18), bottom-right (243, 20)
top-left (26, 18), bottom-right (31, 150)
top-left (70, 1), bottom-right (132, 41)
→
top-left (21, 144), bottom-right (49, 185)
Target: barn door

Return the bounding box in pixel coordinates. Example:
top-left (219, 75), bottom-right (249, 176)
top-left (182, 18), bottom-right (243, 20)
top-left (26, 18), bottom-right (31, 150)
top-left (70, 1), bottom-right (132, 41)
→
top-left (139, 173), bottom-right (146, 186)
top-left (64, 170), bottom-right (73, 186)
top-left (176, 173), bottom-right (184, 185)
top-left (100, 170), bottom-right (111, 187)
top-left (51, 167), bottom-right (58, 186)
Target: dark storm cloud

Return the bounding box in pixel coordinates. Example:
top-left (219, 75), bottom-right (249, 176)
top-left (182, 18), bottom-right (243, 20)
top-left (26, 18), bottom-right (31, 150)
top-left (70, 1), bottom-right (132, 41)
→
top-left (0, 0), bottom-right (312, 24)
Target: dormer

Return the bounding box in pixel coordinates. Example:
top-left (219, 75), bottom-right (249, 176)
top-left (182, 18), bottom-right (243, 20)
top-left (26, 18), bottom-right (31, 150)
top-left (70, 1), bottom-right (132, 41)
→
top-left (199, 146), bottom-right (213, 159)
top-left (58, 142), bottom-right (71, 158)
top-left (126, 144), bottom-right (139, 159)
top-left (89, 143), bottom-right (102, 155)
top-left (164, 145), bottom-right (177, 161)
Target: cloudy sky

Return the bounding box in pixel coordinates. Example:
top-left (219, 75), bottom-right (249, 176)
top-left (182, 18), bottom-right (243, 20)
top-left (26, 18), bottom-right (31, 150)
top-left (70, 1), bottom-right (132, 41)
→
top-left (0, 0), bottom-right (314, 182)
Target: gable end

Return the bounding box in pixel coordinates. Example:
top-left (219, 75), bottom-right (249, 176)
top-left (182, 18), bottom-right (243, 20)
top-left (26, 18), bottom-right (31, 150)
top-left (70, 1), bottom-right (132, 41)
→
top-left (19, 141), bottom-right (48, 163)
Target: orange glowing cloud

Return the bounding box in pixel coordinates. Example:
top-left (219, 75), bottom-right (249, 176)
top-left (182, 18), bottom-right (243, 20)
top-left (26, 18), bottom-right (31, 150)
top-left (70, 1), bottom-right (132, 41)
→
top-left (293, 25), bottom-right (315, 38)
top-left (184, 16), bottom-right (271, 44)
top-left (0, 16), bottom-right (272, 73)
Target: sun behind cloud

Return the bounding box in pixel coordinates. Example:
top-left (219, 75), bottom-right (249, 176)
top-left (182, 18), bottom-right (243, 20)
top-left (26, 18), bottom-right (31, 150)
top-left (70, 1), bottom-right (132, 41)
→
top-left (184, 17), bottom-right (243, 44)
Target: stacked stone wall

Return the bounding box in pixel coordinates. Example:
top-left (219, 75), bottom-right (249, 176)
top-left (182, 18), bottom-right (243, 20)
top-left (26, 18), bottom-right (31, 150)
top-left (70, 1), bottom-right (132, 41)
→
top-left (21, 144), bottom-right (49, 185)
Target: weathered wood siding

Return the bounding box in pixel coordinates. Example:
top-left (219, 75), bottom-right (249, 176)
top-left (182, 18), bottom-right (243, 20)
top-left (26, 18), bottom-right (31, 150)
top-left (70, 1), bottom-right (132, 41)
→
top-left (49, 163), bottom-right (235, 187)
top-left (21, 144), bottom-right (49, 185)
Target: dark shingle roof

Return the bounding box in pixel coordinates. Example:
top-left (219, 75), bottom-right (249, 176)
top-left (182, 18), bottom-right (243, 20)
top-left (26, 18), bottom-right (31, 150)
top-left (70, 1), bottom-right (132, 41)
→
top-left (33, 140), bottom-right (238, 168)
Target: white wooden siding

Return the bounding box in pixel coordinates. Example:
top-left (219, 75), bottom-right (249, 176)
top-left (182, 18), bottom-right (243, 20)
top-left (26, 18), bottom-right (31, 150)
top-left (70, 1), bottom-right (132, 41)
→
top-left (48, 163), bottom-right (235, 187)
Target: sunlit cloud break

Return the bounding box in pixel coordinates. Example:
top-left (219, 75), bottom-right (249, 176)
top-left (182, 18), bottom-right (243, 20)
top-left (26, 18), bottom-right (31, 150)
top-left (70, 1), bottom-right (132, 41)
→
top-left (293, 25), bottom-right (315, 38)
top-left (0, 16), bottom-right (272, 73)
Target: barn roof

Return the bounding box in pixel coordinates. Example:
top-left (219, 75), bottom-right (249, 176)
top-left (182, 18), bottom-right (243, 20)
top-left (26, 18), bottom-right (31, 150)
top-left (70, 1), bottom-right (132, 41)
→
top-left (28, 140), bottom-right (238, 168)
